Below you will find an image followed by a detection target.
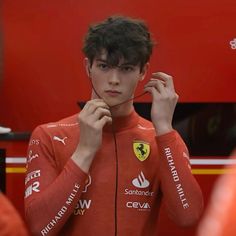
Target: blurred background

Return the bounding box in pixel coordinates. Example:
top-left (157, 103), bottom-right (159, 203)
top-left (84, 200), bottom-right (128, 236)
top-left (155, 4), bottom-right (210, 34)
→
top-left (0, 0), bottom-right (235, 235)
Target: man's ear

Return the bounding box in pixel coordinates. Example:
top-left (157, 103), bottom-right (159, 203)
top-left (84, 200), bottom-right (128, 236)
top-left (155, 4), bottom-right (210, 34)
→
top-left (84, 58), bottom-right (91, 77)
top-left (139, 63), bottom-right (149, 81)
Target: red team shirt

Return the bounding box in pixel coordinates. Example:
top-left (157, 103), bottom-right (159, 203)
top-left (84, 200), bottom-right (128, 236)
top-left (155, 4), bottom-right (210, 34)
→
top-left (25, 111), bottom-right (203, 235)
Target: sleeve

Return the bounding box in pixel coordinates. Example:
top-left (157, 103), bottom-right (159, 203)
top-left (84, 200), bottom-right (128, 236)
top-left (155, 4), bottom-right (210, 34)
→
top-left (24, 126), bottom-right (88, 236)
top-left (156, 130), bottom-right (204, 226)
top-left (0, 193), bottom-right (29, 236)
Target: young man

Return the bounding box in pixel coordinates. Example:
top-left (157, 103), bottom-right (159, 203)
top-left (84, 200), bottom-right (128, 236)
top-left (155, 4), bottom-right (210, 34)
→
top-left (25, 16), bottom-right (203, 235)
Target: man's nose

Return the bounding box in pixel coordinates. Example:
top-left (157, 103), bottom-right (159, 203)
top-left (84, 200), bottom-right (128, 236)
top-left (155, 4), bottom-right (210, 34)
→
top-left (108, 69), bottom-right (120, 85)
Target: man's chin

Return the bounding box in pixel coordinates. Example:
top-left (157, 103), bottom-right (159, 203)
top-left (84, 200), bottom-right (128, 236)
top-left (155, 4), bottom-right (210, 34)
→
top-left (104, 98), bottom-right (123, 108)
top-left (106, 101), bottom-right (120, 108)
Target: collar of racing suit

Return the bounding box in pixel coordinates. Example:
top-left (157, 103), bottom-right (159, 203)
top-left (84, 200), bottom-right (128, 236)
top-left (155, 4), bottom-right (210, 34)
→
top-left (103, 110), bottom-right (139, 133)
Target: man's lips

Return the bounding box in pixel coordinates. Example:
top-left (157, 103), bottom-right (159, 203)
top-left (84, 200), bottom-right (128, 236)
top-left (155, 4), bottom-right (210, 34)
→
top-left (105, 90), bottom-right (121, 96)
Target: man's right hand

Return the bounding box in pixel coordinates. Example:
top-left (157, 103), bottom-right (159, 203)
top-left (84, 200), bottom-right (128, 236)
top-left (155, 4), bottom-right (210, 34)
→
top-left (72, 99), bottom-right (112, 172)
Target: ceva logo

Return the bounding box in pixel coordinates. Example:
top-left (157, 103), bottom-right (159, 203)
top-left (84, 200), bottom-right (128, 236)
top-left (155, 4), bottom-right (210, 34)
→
top-left (126, 201), bottom-right (151, 210)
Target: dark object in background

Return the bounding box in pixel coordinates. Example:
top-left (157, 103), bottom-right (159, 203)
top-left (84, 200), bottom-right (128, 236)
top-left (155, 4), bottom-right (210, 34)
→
top-left (0, 149), bottom-right (6, 192)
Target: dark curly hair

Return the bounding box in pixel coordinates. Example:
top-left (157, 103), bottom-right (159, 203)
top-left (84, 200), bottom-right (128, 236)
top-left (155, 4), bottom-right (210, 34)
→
top-left (82, 15), bottom-right (154, 71)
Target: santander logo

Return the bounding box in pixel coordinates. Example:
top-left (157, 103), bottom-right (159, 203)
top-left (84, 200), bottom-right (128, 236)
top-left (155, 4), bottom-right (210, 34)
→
top-left (132, 171), bottom-right (150, 188)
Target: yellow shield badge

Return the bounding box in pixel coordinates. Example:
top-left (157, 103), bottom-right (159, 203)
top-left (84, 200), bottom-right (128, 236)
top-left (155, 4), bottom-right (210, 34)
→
top-left (133, 141), bottom-right (150, 161)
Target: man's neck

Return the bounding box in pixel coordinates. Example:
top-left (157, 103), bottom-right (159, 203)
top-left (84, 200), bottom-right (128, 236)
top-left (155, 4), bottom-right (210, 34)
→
top-left (110, 101), bottom-right (134, 117)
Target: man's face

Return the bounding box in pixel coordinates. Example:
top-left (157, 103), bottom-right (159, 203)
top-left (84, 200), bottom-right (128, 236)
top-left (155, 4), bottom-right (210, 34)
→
top-left (85, 51), bottom-right (147, 107)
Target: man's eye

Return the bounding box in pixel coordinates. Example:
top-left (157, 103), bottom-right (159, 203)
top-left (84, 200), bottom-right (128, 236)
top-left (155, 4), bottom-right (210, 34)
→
top-left (98, 63), bottom-right (109, 70)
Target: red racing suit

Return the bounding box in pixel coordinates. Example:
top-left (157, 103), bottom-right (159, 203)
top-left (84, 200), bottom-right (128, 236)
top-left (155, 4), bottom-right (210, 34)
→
top-left (25, 111), bottom-right (203, 235)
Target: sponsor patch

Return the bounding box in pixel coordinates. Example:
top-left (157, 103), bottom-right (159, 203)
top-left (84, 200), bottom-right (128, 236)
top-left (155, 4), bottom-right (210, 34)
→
top-left (133, 140), bottom-right (150, 161)
top-left (132, 171), bottom-right (150, 188)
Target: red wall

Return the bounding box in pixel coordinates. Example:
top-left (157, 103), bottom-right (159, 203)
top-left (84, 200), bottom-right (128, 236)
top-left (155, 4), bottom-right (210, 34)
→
top-left (1, 0), bottom-right (236, 132)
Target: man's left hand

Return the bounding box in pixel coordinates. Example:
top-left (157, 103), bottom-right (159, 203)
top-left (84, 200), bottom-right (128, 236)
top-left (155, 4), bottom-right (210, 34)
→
top-left (144, 72), bottom-right (178, 136)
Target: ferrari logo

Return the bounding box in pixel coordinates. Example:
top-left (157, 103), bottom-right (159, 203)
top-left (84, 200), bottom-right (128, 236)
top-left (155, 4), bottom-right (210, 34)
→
top-left (133, 141), bottom-right (150, 161)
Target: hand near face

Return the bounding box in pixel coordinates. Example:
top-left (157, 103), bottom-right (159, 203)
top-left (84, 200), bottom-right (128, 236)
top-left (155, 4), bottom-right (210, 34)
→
top-left (72, 99), bottom-right (112, 172)
top-left (144, 72), bottom-right (178, 136)
top-left (78, 99), bottom-right (112, 154)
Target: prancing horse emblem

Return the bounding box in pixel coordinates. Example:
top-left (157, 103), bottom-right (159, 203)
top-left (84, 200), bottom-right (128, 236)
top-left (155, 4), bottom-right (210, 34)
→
top-left (133, 141), bottom-right (150, 161)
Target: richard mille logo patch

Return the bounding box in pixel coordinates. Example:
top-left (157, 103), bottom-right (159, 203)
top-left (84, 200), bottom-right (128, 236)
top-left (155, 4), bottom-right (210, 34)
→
top-left (53, 136), bottom-right (68, 145)
top-left (133, 140), bottom-right (150, 161)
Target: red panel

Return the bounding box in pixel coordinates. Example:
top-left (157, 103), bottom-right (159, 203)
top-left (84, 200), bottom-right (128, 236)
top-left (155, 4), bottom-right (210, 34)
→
top-left (0, 0), bottom-right (235, 131)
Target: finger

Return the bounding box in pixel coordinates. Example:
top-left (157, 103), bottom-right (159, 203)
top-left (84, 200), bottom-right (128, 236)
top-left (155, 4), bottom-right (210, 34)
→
top-left (93, 107), bottom-right (112, 121)
top-left (144, 86), bottom-right (161, 99)
top-left (151, 72), bottom-right (174, 90)
top-left (145, 79), bottom-right (165, 87)
top-left (95, 115), bottom-right (112, 128)
top-left (89, 99), bottom-right (109, 109)
top-left (144, 79), bottom-right (166, 95)
top-left (84, 99), bottom-right (109, 113)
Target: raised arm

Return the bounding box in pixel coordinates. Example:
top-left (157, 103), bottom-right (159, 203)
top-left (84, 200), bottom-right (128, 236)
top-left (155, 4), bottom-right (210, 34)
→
top-left (25, 126), bottom-right (88, 235)
top-left (144, 72), bottom-right (203, 226)
top-left (25, 99), bottom-right (112, 235)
